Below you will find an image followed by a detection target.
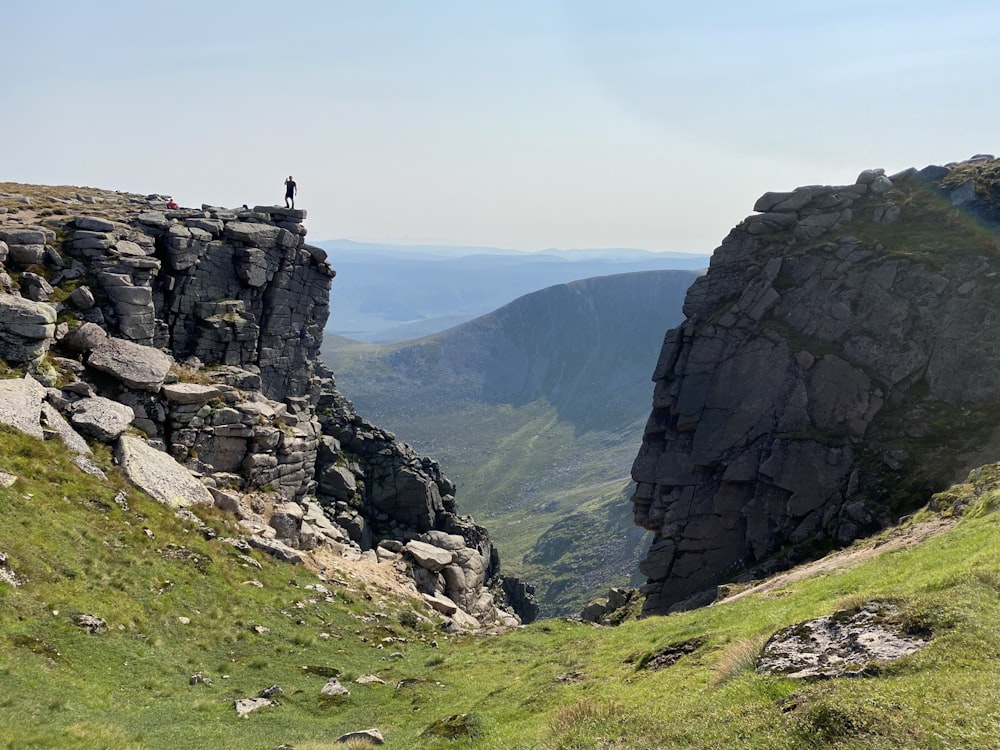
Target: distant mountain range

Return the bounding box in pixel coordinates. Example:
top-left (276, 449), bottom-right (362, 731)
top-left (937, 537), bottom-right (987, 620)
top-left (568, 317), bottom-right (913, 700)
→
top-left (316, 239), bottom-right (709, 342)
top-left (322, 269), bottom-right (701, 614)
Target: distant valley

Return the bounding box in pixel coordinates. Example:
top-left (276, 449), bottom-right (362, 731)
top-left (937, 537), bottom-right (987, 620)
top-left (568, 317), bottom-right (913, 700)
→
top-left (322, 268), bottom-right (701, 613)
top-left (316, 239), bottom-right (709, 342)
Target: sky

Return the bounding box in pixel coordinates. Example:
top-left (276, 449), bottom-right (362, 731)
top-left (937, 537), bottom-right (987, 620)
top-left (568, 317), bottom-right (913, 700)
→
top-left (4, 1), bottom-right (1000, 253)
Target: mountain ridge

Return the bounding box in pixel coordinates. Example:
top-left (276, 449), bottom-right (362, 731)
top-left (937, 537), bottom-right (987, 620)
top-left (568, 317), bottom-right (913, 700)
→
top-left (324, 268), bottom-right (699, 612)
top-left (317, 239), bottom-right (708, 342)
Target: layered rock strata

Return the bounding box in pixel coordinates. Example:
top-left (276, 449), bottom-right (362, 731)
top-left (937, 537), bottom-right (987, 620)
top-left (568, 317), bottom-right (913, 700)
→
top-left (0, 185), bottom-right (534, 627)
top-left (632, 155), bottom-right (1000, 615)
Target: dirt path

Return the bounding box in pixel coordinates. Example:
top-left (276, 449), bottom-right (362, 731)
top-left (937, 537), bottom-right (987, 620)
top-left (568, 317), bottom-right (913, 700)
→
top-left (717, 515), bottom-right (957, 605)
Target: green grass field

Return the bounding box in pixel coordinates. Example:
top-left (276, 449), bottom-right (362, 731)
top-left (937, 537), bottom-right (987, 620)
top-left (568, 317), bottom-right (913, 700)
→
top-left (3, 424), bottom-right (1000, 748)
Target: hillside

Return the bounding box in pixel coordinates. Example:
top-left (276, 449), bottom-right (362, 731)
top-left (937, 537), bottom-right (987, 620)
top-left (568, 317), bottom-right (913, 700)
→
top-left (323, 270), bottom-right (700, 613)
top-left (316, 240), bottom-right (709, 342)
top-left (5, 420), bottom-right (1000, 748)
top-left (0, 181), bottom-right (534, 636)
top-left (631, 155), bottom-right (1000, 615)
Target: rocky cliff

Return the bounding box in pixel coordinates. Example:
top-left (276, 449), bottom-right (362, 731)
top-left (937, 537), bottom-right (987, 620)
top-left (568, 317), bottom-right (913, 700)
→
top-left (631, 155), bottom-right (1000, 615)
top-left (0, 182), bottom-right (535, 627)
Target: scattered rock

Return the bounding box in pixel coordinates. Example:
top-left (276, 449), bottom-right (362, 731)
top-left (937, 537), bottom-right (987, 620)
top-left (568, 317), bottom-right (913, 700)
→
top-left (0, 551), bottom-right (22, 587)
top-left (234, 697), bottom-right (275, 717)
top-left (258, 684), bottom-right (283, 699)
top-left (757, 602), bottom-right (930, 679)
top-left (319, 677), bottom-right (350, 703)
top-left (72, 613), bottom-right (108, 634)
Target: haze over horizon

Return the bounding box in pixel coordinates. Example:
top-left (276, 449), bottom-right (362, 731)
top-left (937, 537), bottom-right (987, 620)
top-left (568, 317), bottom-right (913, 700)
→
top-left (5, 1), bottom-right (999, 254)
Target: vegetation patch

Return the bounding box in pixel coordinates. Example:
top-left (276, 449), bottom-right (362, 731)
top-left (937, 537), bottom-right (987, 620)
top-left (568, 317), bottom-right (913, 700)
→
top-left (636, 637), bottom-right (706, 671)
top-left (422, 712), bottom-right (481, 740)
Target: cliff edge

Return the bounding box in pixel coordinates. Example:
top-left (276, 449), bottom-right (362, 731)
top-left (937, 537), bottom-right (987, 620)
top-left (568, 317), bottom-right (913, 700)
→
top-left (632, 155), bottom-right (1000, 615)
top-left (0, 182), bottom-right (535, 627)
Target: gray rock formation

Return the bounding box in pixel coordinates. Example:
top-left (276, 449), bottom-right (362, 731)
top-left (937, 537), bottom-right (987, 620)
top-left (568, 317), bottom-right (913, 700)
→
top-left (87, 339), bottom-right (173, 391)
top-left (632, 156), bottom-right (1000, 615)
top-left (0, 293), bottom-right (55, 363)
top-left (69, 397), bottom-right (134, 442)
top-left (757, 602), bottom-right (929, 678)
top-left (0, 186), bottom-right (533, 627)
top-left (0, 375), bottom-right (46, 438)
top-left (116, 435), bottom-right (214, 507)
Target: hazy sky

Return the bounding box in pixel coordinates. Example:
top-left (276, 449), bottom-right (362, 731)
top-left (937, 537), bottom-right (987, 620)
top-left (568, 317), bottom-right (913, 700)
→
top-left (5, 1), bottom-right (999, 252)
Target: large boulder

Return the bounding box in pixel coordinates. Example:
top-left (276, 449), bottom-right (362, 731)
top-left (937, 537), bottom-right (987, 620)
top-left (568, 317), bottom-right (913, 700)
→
top-left (116, 435), bottom-right (213, 507)
top-left (87, 338), bottom-right (173, 391)
top-left (0, 375), bottom-right (45, 438)
top-left (0, 293), bottom-right (55, 363)
top-left (69, 397), bottom-right (135, 442)
top-left (405, 540), bottom-right (453, 572)
top-left (41, 402), bottom-right (91, 454)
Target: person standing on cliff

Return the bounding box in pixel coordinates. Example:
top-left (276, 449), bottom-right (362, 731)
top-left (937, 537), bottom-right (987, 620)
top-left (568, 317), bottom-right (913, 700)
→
top-left (284, 175), bottom-right (297, 209)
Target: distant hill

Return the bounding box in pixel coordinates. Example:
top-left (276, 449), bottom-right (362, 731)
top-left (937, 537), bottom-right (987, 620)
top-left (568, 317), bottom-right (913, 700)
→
top-left (323, 269), bottom-right (701, 613)
top-left (317, 239), bottom-right (709, 342)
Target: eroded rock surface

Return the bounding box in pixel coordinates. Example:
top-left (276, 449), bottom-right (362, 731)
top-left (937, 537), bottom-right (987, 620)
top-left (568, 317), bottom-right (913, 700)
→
top-left (757, 602), bottom-right (929, 678)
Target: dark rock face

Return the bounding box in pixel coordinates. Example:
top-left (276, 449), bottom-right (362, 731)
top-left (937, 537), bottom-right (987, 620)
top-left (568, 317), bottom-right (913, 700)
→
top-left (632, 157), bottom-right (1000, 615)
top-left (0, 187), bottom-right (534, 627)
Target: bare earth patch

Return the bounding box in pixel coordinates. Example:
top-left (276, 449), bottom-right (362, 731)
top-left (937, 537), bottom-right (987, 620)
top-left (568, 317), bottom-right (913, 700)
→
top-left (717, 515), bottom-right (957, 605)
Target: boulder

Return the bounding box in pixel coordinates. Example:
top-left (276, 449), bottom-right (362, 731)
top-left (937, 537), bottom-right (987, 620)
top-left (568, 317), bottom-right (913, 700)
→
top-left (19, 273), bottom-right (53, 302)
top-left (74, 215), bottom-right (116, 232)
top-left (60, 322), bottom-right (108, 354)
top-left (223, 222), bottom-right (281, 247)
top-left (422, 592), bottom-right (459, 616)
top-left (68, 285), bottom-right (95, 310)
top-left (87, 338), bottom-right (173, 391)
top-left (0, 293), bottom-right (56, 363)
top-left (405, 540), bottom-right (453, 572)
top-left (0, 375), bottom-right (45, 438)
top-left (69, 397), bottom-right (135, 442)
top-left (420, 531), bottom-right (467, 550)
top-left (757, 602), bottom-right (930, 679)
top-left (246, 535), bottom-right (305, 564)
top-left (320, 677), bottom-right (350, 701)
top-left (161, 383), bottom-right (222, 405)
top-left (40, 402), bottom-right (91, 454)
top-left (115, 435), bottom-right (213, 507)
top-left (234, 698), bottom-right (275, 717)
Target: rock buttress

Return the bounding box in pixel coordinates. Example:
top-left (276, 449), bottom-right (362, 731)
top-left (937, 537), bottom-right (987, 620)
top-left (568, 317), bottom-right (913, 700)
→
top-left (632, 156), bottom-right (1000, 615)
top-left (0, 187), bottom-right (536, 627)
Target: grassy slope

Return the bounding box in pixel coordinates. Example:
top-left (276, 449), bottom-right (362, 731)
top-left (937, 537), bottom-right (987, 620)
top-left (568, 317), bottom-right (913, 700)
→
top-left (4, 425), bottom-right (1000, 748)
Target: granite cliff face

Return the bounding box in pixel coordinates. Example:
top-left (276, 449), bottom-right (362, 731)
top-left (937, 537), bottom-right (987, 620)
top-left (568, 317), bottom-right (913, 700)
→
top-left (0, 183), bottom-right (535, 627)
top-left (632, 156), bottom-right (1000, 615)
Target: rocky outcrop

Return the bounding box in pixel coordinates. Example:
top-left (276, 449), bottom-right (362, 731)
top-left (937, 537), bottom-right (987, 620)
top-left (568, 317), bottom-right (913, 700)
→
top-left (632, 155), bottom-right (1000, 615)
top-left (756, 602), bottom-right (930, 679)
top-left (0, 185), bottom-right (534, 628)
